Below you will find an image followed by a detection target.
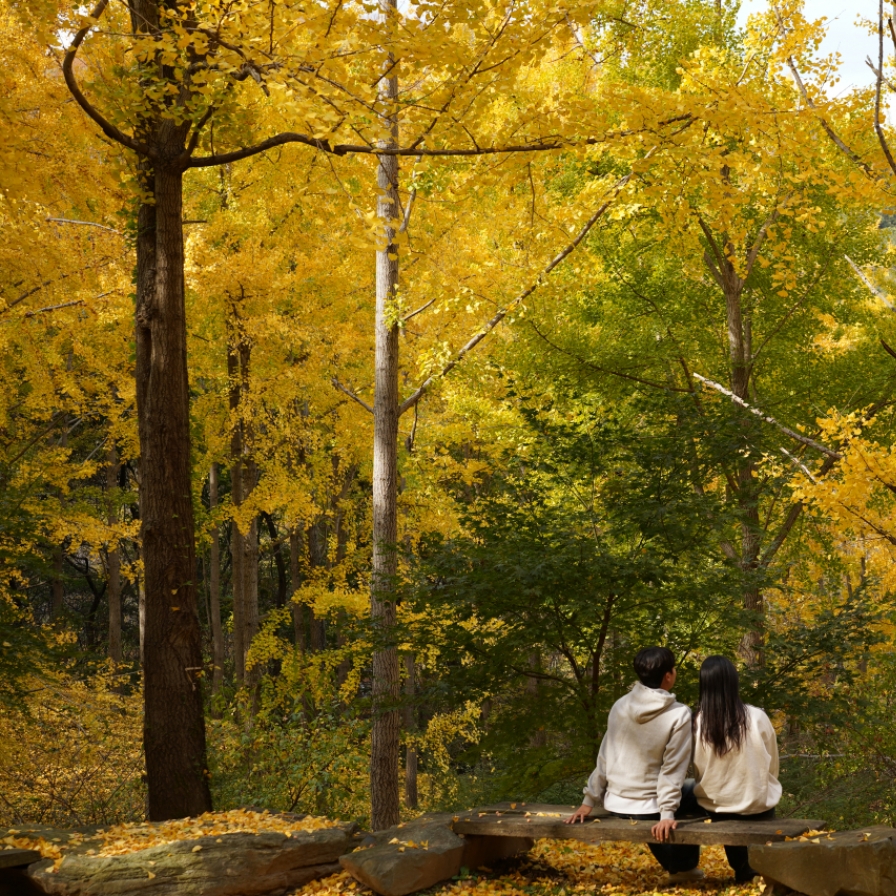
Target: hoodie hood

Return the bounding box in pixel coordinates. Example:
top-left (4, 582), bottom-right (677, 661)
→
top-left (624, 681), bottom-right (679, 724)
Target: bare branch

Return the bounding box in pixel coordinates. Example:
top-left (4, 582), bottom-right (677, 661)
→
top-left (402, 297), bottom-right (437, 323)
top-left (566, 15), bottom-right (602, 67)
top-left (61, 0), bottom-right (152, 157)
top-left (24, 299), bottom-right (87, 318)
top-left (874, 2), bottom-right (896, 178)
top-left (693, 373), bottom-right (841, 459)
top-left (331, 377), bottom-right (373, 414)
top-left (188, 116), bottom-right (695, 167)
top-left (46, 217), bottom-right (121, 235)
top-left (774, 6), bottom-right (875, 177)
top-left (781, 446), bottom-right (818, 482)
top-left (846, 253), bottom-right (895, 310)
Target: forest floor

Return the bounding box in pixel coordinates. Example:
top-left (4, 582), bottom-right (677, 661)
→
top-left (299, 840), bottom-right (760, 896)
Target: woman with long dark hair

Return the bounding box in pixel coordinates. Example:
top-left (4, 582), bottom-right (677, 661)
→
top-left (692, 655), bottom-right (782, 883)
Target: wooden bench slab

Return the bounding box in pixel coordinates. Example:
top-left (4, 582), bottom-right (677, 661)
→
top-left (0, 848), bottom-right (42, 870)
top-left (452, 804), bottom-right (826, 847)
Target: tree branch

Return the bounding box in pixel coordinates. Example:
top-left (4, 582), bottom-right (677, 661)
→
top-left (694, 373), bottom-right (841, 458)
top-left (61, 0), bottom-right (152, 157)
top-left (24, 299), bottom-right (86, 318)
top-left (845, 254), bottom-right (894, 310)
top-left (774, 6), bottom-right (875, 177)
top-left (331, 377), bottom-right (373, 413)
top-left (46, 218), bottom-right (121, 235)
top-left (188, 117), bottom-right (695, 167)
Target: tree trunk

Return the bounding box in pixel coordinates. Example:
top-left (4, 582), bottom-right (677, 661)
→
top-left (290, 528), bottom-right (305, 651)
top-left (107, 446), bottom-right (122, 664)
top-left (242, 460), bottom-right (260, 678)
top-left (707, 235), bottom-right (765, 670)
top-left (229, 347), bottom-right (247, 683)
top-left (307, 520), bottom-right (327, 652)
top-left (370, 14), bottom-right (402, 829)
top-left (403, 654), bottom-right (418, 810)
top-left (50, 549), bottom-right (65, 620)
top-left (209, 463), bottom-right (224, 698)
top-left (136, 160), bottom-right (212, 820)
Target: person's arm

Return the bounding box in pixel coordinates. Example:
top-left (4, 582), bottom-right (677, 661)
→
top-left (651, 710), bottom-right (691, 840)
top-left (566, 738), bottom-right (608, 824)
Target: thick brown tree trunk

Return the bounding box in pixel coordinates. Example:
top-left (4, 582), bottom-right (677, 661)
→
top-left (107, 446), bottom-right (122, 664)
top-left (370, 17), bottom-right (402, 829)
top-left (136, 160), bottom-right (212, 819)
top-left (209, 463), bottom-right (224, 698)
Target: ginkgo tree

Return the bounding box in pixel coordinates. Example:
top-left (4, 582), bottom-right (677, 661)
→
top-left (56, 0), bottom-right (699, 825)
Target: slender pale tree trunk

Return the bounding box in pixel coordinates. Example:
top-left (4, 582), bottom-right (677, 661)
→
top-left (136, 157), bottom-right (212, 819)
top-left (209, 464), bottom-right (224, 697)
top-left (370, 2), bottom-right (402, 829)
top-left (717, 253), bottom-right (763, 667)
top-left (107, 446), bottom-right (122, 664)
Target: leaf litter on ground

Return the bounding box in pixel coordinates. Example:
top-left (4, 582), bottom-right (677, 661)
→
top-left (288, 840), bottom-right (764, 896)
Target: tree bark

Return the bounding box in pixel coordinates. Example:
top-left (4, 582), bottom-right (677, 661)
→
top-left (228, 346), bottom-right (247, 682)
top-left (403, 654), bottom-right (418, 809)
top-left (50, 549), bottom-right (65, 621)
top-left (136, 159), bottom-right (212, 820)
top-left (290, 528), bottom-right (305, 651)
top-left (209, 463), bottom-right (224, 698)
top-left (370, 10), bottom-right (402, 829)
top-left (107, 446), bottom-right (122, 664)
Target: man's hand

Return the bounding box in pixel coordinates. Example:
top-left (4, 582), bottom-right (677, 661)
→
top-left (651, 818), bottom-right (678, 842)
top-left (565, 804), bottom-right (592, 824)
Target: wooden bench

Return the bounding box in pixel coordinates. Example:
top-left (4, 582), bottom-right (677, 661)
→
top-left (339, 804), bottom-right (831, 896)
top-left (0, 849), bottom-right (41, 870)
top-left (452, 802), bottom-right (827, 847)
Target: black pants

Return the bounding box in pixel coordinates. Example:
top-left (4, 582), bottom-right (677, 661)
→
top-left (680, 781), bottom-right (774, 882)
top-left (606, 806), bottom-right (701, 874)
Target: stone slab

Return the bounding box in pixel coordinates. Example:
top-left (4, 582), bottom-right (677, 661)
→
top-left (0, 849), bottom-right (41, 870)
top-left (340, 819), bottom-right (464, 896)
top-left (27, 826), bottom-right (354, 896)
top-left (750, 825), bottom-right (896, 896)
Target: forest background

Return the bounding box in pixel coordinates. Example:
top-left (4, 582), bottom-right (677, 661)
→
top-left (2, 0), bottom-right (896, 836)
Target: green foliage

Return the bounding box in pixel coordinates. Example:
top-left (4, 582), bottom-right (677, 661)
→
top-left (407, 390), bottom-right (747, 797)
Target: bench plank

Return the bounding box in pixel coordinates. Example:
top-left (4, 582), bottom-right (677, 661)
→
top-left (452, 809), bottom-right (826, 847)
top-left (0, 848), bottom-right (42, 870)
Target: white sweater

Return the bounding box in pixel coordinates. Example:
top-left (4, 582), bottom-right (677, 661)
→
top-left (692, 704), bottom-right (782, 815)
top-left (583, 682), bottom-right (692, 820)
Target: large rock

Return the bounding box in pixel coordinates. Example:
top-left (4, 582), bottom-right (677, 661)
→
top-left (25, 826), bottom-right (354, 896)
top-left (749, 825), bottom-right (896, 896)
top-left (339, 816), bottom-right (465, 896)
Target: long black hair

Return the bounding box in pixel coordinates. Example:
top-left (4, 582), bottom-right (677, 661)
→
top-left (695, 655), bottom-right (748, 757)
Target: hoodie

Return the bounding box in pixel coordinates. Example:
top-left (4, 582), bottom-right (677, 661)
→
top-left (583, 682), bottom-right (692, 820)
top-left (692, 704), bottom-right (782, 814)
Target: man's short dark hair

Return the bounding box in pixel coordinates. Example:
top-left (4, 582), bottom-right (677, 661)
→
top-left (634, 647), bottom-right (676, 689)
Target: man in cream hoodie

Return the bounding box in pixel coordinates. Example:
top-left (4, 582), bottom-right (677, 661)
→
top-left (564, 647), bottom-right (703, 883)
